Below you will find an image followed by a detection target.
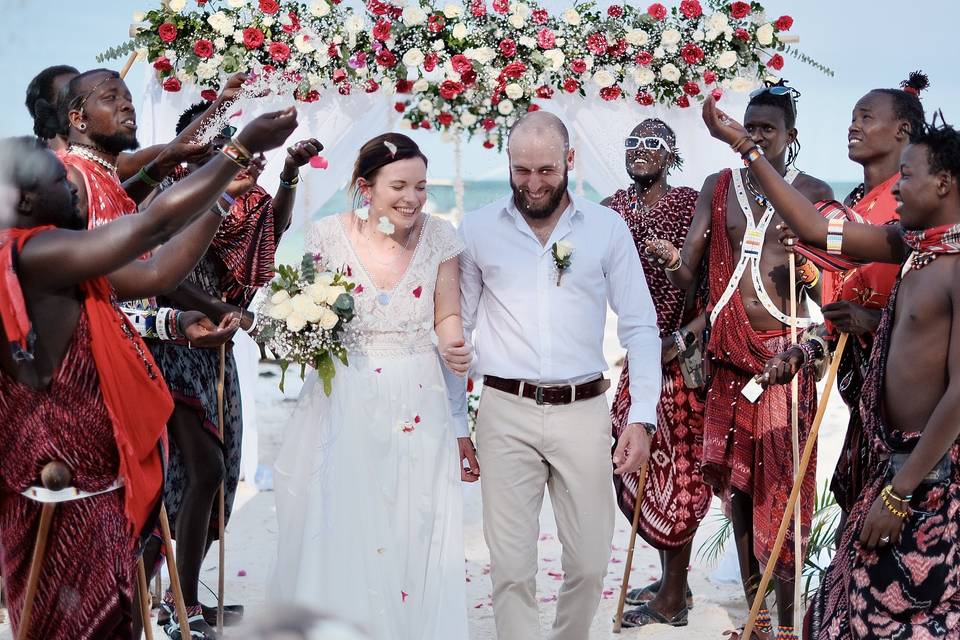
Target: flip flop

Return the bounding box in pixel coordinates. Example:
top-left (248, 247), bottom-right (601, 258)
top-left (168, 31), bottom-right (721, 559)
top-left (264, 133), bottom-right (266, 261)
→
top-left (624, 581), bottom-right (694, 609)
top-left (619, 603), bottom-right (689, 628)
top-left (723, 625), bottom-right (773, 640)
top-left (158, 603), bottom-right (244, 627)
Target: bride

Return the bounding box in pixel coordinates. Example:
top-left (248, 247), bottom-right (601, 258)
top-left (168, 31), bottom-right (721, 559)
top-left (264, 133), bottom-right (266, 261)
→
top-left (269, 133), bottom-right (478, 639)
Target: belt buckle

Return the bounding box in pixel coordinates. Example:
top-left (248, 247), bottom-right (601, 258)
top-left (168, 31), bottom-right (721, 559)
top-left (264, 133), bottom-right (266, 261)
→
top-left (535, 386), bottom-right (545, 405)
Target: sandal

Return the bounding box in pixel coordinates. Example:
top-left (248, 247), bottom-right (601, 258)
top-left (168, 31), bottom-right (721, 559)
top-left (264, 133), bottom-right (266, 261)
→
top-left (158, 601), bottom-right (244, 627)
top-left (163, 604), bottom-right (218, 639)
top-left (722, 625), bottom-right (773, 640)
top-left (619, 603), bottom-right (689, 628)
top-left (624, 580), bottom-right (694, 610)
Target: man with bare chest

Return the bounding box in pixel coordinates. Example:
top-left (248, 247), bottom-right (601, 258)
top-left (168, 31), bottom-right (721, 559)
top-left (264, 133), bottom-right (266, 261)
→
top-left (704, 98), bottom-right (960, 640)
top-left (648, 83), bottom-right (832, 639)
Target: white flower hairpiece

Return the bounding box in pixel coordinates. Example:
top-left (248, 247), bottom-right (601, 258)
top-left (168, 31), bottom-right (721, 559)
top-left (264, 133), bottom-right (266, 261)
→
top-left (383, 140), bottom-right (397, 159)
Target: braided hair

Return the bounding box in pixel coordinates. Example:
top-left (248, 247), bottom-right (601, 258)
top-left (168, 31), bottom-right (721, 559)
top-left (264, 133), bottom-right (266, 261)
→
top-left (910, 112), bottom-right (960, 182)
top-left (636, 117), bottom-right (684, 172)
top-left (872, 71), bottom-right (930, 136)
top-left (25, 65), bottom-right (78, 140)
top-left (747, 78), bottom-right (801, 168)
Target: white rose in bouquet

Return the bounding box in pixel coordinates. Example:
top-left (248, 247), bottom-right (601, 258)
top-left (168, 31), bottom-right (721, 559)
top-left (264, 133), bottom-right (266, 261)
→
top-left (508, 13), bottom-right (524, 28)
top-left (402, 5), bottom-right (428, 25)
top-left (294, 34), bottom-right (315, 53)
top-left (168, 0), bottom-right (186, 12)
top-left (319, 308), bottom-right (340, 331)
top-left (498, 99), bottom-right (515, 115)
top-left (324, 285), bottom-right (345, 305)
top-left (452, 23), bottom-right (469, 39)
top-left (731, 76), bottom-right (754, 92)
top-left (269, 300), bottom-right (293, 320)
top-left (227, 0), bottom-right (245, 7)
top-left (309, 0), bottom-right (331, 17)
top-left (554, 240), bottom-right (574, 259)
top-left (505, 83), bottom-right (524, 99)
top-left (716, 50), bottom-right (738, 69)
top-left (271, 290), bottom-right (291, 305)
top-left (625, 29), bottom-right (649, 46)
top-left (660, 63), bottom-right (681, 83)
top-left (412, 78), bottom-right (430, 92)
top-left (661, 28), bottom-right (682, 46)
top-left (208, 12), bottom-right (235, 35)
top-left (443, 3), bottom-right (462, 18)
top-left (756, 23), bottom-right (774, 46)
top-left (418, 99), bottom-right (434, 114)
top-left (707, 12), bottom-right (728, 32)
top-left (543, 49), bottom-right (565, 71)
top-left (591, 69), bottom-right (616, 88)
top-left (465, 47), bottom-right (496, 64)
top-left (562, 8), bottom-right (581, 25)
top-left (632, 67), bottom-right (655, 86)
top-left (460, 112), bottom-right (478, 126)
top-left (518, 36), bottom-right (536, 48)
top-left (403, 48), bottom-right (425, 67)
top-left (286, 312), bottom-right (307, 333)
top-left (345, 14), bottom-right (364, 33)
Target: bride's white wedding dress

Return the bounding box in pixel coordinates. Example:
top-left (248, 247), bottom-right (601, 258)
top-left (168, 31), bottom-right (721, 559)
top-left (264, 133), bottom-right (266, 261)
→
top-left (269, 213), bottom-right (469, 639)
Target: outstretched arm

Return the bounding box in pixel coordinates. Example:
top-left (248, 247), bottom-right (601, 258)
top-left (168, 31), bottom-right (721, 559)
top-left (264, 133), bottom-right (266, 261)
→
top-left (271, 138), bottom-right (324, 237)
top-left (701, 97), bottom-right (907, 264)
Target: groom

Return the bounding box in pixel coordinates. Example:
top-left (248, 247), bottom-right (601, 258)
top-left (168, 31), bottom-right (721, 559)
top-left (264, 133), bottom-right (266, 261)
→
top-left (455, 111), bottom-right (661, 639)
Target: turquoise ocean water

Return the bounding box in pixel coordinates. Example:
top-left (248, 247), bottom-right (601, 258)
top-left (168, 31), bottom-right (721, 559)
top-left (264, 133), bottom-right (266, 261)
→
top-left (276, 180), bottom-right (860, 264)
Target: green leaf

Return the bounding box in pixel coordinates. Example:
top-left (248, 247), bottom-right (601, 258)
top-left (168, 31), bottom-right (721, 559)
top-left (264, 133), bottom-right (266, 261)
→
top-left (278, 360), bottom-right (290, 393)
top-left (333, 293), bottom-right (355, 323)
top-left (316, 350), bottom-right (337, 396)
top-left (300, 253), bottom-right (317, 283)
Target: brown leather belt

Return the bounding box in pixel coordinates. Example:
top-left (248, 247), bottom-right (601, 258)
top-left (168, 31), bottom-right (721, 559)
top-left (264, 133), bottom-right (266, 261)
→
top-left (483, 375), bottom-right (610, 405)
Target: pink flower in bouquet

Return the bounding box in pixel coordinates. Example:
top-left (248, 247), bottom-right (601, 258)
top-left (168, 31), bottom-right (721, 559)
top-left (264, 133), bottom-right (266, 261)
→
top-left (153, 56), bottom-right (173, 72)
top-left (703, 69), bottom-right (717, 84)
top-left (193, 39), bottom-right (215, 59)
top-left (767, 54), bottom-right (784, 70)
top-left (333, 68), bottom-right (348, 83)
top-left (586, 33), bottom-right (608, 56)
top-left (608, 38), bottom-right (627, 57)
top-left (683, 81), bottom-right (700, 96)
top-left (373, 19), bottom-right (392, 40)
top-left (537, 28), bottom-right (556, 49)
top-left (481, 118), bottom-right (496, 131)
top-left (269, 42), bottom-right (291, 62)
top-left (535, 84), bottom-right (554, 99)
top-left (776, 15), bottom-right (794, 31)
top-left (328, 42), bottom-right (341, 58)
top-left (394, 101), bottom-right (407, 112)
top-left (600, 86), bottom-right (622, 101)
top-left (395, 79), bottom-right (414, 93)
top-left (532, 9), bottom-right (548, 24)
top-left (483, 139), bottom-right (495, 149)
top-left (499, 38), bottom-right (517, 57)
top-left (570, 59), bottom-right (587, 74)
top-left (563, 77), bottom-right (580, 93)
top-left (420, 120), bottom-right (431, 130)
top-left (367, 0), bottom-right (390, 16)
top-left (259, 0), bottom-right (280, 15)
top-left (338, 82), bottom-right (352, 96)
top-left (376, 49), bottom-right (397, 67)
top-left (162, 76), bottom-right (182, 92)
top-left (710, 87), bottom-right (723, 101)
top-left (502, 60), bottom-right (526, 79)
top-left (365, 79), bottom-right (380, 93)
top-left (607, 5), bottom-right (624, 18)
top-left (636, 92), bottom-right (654, 105)
top-left (437, 112), bottom-right (454, 126)
top-left (439, 80), bottom-right (465, 99)
top-left (348, 51), bottom-right (368, 69)
top-left (730, 2), bottom-right (751, 19)
top-left (676, 95), bottom-right (690, 108)
top-left (634, 51), bottom-right (653, 65)
top-left (451, 54), bottom-right (473, 74)
top-left (424, 52), bottom-right (439, 71)
top-left (200, 89), bottom-right (218, 101)
top-left (428, 14), bottom-right (446, 33)
top-left (527, 103), bottom-right (540, 112)
top-left (647, 3), bottom-right (667, 20)
top-left (243, 28), bottom-right (265, 49)
top-left (158, 22), bottom-right (178, 43)
top-left (461, 68), bottom-right (478, 86)
top-left (681, 43), bottom-right (704, 64)
top-left (734, 28), bottom-right (749, 41)
top-left (470, 0), bottom-right (487, 17)
top-left (297, 89), bottom-right (320, 102)
top-left (492, 0), bottom-right (509, 14)
top-left (282, 11), bottom-right (301, 33)
top-left (679, 0), bottom-right (702, 19)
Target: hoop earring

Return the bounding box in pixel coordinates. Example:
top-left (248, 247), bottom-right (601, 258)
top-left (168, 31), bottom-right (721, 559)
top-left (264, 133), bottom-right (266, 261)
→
top-left (77, 123), bottom-right (87, 131)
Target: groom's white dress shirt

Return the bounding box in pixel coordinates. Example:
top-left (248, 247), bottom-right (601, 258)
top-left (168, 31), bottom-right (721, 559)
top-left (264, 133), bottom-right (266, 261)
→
top-left (456, 192), bottom-right (661, 425)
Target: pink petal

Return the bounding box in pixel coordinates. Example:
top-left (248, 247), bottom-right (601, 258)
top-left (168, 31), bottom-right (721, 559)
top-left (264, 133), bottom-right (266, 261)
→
top-left (412, 286), bottom-right (423, 298)
top-left (374, 368), bottom-right (382, 373)
top-left (414, 415), bottom-right (421, 424)
top-left (354, 284), bottom-right (364, 294)
top-left (539, 594), bottom-right (558, 603)
top-left (401, 591), bottom-right (408, 602)
top-left (237, 569), bottom-right (247, 577)
top-left (310, 156), bottom-right (329, 169)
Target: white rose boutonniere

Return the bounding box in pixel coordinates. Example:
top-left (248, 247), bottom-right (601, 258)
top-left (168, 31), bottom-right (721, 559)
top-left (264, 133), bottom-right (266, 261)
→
top-left (551, 240), bottom-right (574, 286)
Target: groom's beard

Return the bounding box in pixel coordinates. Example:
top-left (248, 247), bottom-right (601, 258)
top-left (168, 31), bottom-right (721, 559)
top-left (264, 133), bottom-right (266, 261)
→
top-left (510, 169), bottom-right (569, 220)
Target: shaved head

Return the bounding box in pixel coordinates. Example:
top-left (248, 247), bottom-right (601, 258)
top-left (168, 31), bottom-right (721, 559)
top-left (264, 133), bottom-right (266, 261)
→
top-left (507, 112), bottom-right (574, 220)
top-left (507, 111), bottom-right (570, 154)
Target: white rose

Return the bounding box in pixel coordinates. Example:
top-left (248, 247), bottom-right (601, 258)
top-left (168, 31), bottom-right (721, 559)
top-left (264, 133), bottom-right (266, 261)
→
top-left (294, 33), bottom-right (315, 53)
top-left (399, 118), bottom-right (413, 129)
top-left (268, 300), bottom-right (293, 320)
top-left (692, 29), bottom-right (705, 42)
top-left (443, 3), bottom-right (462, 18)
top-left (132, 10), bottom-right (146, 21)
top-left (412, 78), bottom-right (429, 92)
top-left (554, 240), bottom-right (574, 259)
top-left (304, 283), bottom-right (327, 304)
top-left (345, 14), bottom-right (364, 33)
top-left (315, 273), bottom-right (334, 286)
top-left (319, 308), bottom-right (340, 331)
top-left (508, 13), bottom-right (524, 29)
top-left (460, 112), bottom-right (478, 126)
top-left (227, 0), bottom-right (245, 7)
top-left (497, 99), bottom-right (514, 116)
top-left (418, 99), bottom-right (434, 114)
top-left (262, 16), bottom-right (275, 27)
top-left (402, 5), bottom-right (428, 25)
top-left (625, 29), bottom-right (649, 46)
top-left (309, 0), bottom-right (331, 17)
top-left (214, 37), bottom-right (227, 49)
top-left (543, 48), bottom-right (565, 71)
top-left (402, 47), bottom-right (425, 67)
top-left (432, 39), bottom-right (446, 51)
top-left (716, 50), bottom-right (738, 69)
top-left (464, 47), bottom-right (495, 64)
top-left (301, 302), bottom-right (323, 324)
top-left (707, 12), bottom-right (728, 32)
top-left (271, 290), bottom-right (291, 305)
top-left (660, 63), bottom-right (681, 83)
top-left (195, 61), bottom-right (218, 80)
top-left (512, 2), bottom-right (530, 18)
top-left (505, 83), bottom-right (523, 99)
top-left (290, 294), bottom-right (315, 315)
top-left (631, 67), bottom-right (655, 86)
top-left (324, 285), bottom-right (344, 305)
top-left (208, 12), bottom-right (235, 35)
top-left (661, 28), bottom-right (682, 46)
top-left (452, 23), bottom-right (469, 39)
top-left (756, 23), bottom-right (774, 46)
top-left (706, 29), bottom-right (720, 42)
top-left (518, 36), bottom-right (536, 48)
top-left (285, 312), bottom-right (307, 333)
top-left (562, 8), bottom-right (581, 25)
top-left (653, 46), bottom-right (665, 59)
top-left (591, 69), bottom-right (616, 88)
top-left (278, 12), bottom-right (293, 26)
top-left (730, 76), bottom-right (754, 93)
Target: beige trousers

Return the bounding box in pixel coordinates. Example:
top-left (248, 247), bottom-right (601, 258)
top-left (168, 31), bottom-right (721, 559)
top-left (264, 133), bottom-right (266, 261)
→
top-left (477, 386), bottom-right (615, 640)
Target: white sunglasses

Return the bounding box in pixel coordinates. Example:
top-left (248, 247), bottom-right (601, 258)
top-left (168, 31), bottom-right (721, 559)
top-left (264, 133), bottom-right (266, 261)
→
top-left (625, 136), bottom-right (671, 151)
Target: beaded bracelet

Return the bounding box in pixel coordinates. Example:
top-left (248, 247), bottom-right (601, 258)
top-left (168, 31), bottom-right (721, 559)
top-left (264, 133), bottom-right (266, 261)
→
top-left (742, 146), bottom-right (764, 166)
top-left (222, 139), bottom-right (252, 168)
top-left (827, 218), bottom-right (845, 255)
top-left (279, 173), bottom-right (300, 189)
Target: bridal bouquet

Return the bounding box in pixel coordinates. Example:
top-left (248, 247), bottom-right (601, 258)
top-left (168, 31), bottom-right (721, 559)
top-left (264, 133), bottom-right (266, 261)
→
top-left (256, 253), bottom-right (357, 395)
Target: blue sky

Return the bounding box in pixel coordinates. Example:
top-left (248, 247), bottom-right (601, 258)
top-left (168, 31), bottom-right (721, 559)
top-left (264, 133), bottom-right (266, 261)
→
top-left (2, 0), bottom-right (957, 185)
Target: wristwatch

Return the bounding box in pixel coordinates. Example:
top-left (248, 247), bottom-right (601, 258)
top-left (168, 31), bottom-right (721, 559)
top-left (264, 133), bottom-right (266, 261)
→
top-left (637, 422), bottom-right (657, 437)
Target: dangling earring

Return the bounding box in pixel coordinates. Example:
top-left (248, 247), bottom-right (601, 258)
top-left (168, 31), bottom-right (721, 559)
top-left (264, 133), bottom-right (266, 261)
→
top-left (354, 195), bottom-right (371, 221)
top-left (77, 122), bottom-right (87, 131)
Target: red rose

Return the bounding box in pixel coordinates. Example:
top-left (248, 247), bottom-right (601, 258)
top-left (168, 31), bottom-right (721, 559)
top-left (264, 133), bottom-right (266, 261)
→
top-left (333, 68), bottom-right (348, 83)
top-left (438, 112), bottom-right (454, 126)
top-left (734, 28), bottom-right (749, 41)
top-left (683, 81), bottom-right (701, 96)
top-left (394, 101), bottom-right (407, 113)
top-left (389, 5), bottom-right (402, 18)
top-left (365, 79), bottom-right (380, 93)
top-left (483, 140), bottom-right (495, 149)
top-left (200, 89), bottom-right (218, 101)
top-left (535, 84), bottom-right (554, 99)
top-left (367, 0), bottom-right (390, 16)
top-left (570, 59), bottom-right (587, 74)
top-left (634, 51), bottom-right (653, 65)
top-left (499, 38), bottom-right (517, 57)
top-left (297, 89), bottom-right (320, 102)
top-left (527, 103), bottom-right (540, 112)
top-left (608, 38), bottom-right (628, 57)
top-left (729, 1), bottom-right (750, 19)
top-left (470, 0), bottom-right (487, 16)
top-left (586, 32), bottom-right (608, 56)
top-left (243, 27), bottom-right (265, 49)
top-left (162, 76), bottom-right (182, 92)
top-left (492, 0), bottom-right (509, 13)
top-left (262, 64), bottom-right (276, 75)
top-left (421, 120), bottom-right (431, 131)
top-left (766, 54), bottom-right (784, 70)
top-left (703, 70), bottom-right (717, 84)
top-left (676, 95), bottom-right (690, 108)
top-left (775, 15), bottom-right (794, 31)
top-left (197, 0), bottom-right (207, 4)
top-left (502, 60), bottom-right (526, 79)
top-left (647, 3), bottom-right (667, 20)
top-left (153, 56), bottom-right (173, 72)
top-left (710, 87), bottom-right (723, 101)
top-left (537, 28), bottom-right (555, 49)
top-left (376, 49), bottom-right (397, 67)
top-left (636, 92), bottom-right (654, 106)
top-left (328, 42), bottom-right (341, 58)
top-left (681, 43), bottom-right (704, 65)
top-left (600, 86), bottom-right (622, 101)
top-left (158, 22), bottom-right (178, 43)
top-left (424, 52), bottom-right (439, 72)
top-left (338, 82), bottom-right (352, 96)
top-left (282, 11), bottom-right (301, 33)
top-left (679, 0), bottom-right (702, 19)
top-left (259, 0), bottom-right (280, 14)
top-left (460, 68), bottom-right (478, 86)
top-left (532, 8), bottom-right (548, 24)
top-left (269, 42), bottom-right (291, 62)
top-left (373, 19), bottom-right (392, 41)
top-left (466, 377), bottom-right (475, 392)
top-left (451, 54), bottom-right (473, 75)
top-left (481, 118), bottom-right (496, 131)
top-left (193, 39), bottom-right (215, 59)
top-left (607, 5), bottom-right (624, 17)
top-left (439, 80), bottom-right (465, 100)
top-left (428, 14), bottom-right (446, 33)
top-left (396, 79), bottom-right (413, 93)
top-left (563, 77), bottom-right (580, 93)
top-left (411, 121), bottom-right (419, 129)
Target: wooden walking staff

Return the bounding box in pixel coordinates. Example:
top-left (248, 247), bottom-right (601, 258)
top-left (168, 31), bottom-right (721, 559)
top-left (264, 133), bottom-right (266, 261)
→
top-left (138, 557), bottom-right (155, 640)
top-left (741, 334), bottom-right (850, 640)
top-left (16, 462), bottom-right (71, 640)
top-left (612, 463), bottom-right (650, 633)
top-left (216, 342), bottom-right (227, 634)
top-left (119, 50), bottom-right (138, 80)
top-left (159, 504), bottom-right (192, 640)
top-left (788, 253), bottom-right (802, 630)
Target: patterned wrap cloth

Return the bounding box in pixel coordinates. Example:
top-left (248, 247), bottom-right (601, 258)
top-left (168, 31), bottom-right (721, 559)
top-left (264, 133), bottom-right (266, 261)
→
top-left (609, 185), bottom-right (713, 549)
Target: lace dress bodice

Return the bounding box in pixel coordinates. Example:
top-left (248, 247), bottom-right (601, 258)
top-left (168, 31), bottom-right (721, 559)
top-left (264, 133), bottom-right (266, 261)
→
top-left (305, 214), bottom-right (463, 356)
